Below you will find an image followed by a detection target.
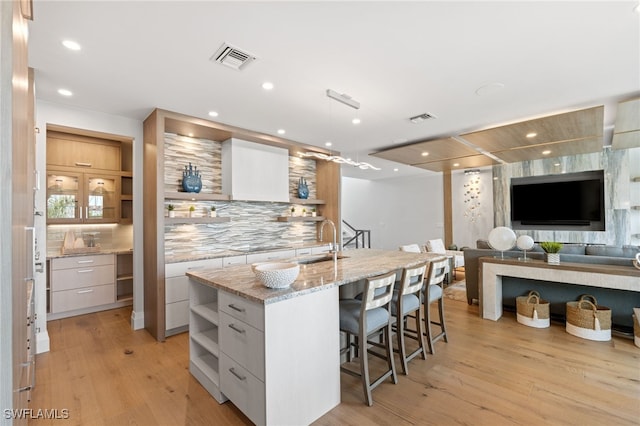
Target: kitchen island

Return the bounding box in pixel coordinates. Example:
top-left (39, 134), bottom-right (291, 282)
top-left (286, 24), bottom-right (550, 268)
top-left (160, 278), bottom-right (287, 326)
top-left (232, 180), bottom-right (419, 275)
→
top-left (186, 248), bottom-right (441, 425)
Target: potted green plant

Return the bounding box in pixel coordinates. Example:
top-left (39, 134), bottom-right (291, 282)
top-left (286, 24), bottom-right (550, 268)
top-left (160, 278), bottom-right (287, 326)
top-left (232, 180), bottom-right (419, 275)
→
top-left (290, 207), bottom-right (295, 217)
top-left (210, 205), bottom-right (217, 218)
top-left (189, 205), bottom-right (196, 218)
top-left (167, 204), bottom-right (175, 218)
top-left (311, 207), bottom-right (317, 217)
top-left (302, 208), bottom-right (307, 217)
top-left (540, 241), bottom-right (562, 264)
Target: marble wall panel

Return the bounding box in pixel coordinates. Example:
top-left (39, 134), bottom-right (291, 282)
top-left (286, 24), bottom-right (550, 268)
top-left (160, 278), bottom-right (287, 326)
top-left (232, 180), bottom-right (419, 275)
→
top-left (164, 133), bottom-right (222, 194)
top-left (493, 149), bottom-right (633, 245)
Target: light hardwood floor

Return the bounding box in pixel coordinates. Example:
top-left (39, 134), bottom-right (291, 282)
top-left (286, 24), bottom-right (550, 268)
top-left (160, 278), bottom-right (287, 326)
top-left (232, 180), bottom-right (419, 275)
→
top-left (29, 297), bottom-right (640, 425)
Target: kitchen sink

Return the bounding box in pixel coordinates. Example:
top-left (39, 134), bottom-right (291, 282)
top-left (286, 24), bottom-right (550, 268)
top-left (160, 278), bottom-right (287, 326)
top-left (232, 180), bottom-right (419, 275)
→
top-left (295, 254), bottom-right (349, 265)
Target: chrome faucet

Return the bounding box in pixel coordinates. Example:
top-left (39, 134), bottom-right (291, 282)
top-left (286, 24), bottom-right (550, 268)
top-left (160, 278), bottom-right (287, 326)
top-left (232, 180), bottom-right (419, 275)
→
top-left (319, 219), bottom-right (338, 262)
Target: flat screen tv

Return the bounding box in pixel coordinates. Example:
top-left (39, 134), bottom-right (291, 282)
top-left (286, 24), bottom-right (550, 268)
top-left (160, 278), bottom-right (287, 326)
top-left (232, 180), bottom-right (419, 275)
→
top-left (510, 170), bottom-right (605, 231)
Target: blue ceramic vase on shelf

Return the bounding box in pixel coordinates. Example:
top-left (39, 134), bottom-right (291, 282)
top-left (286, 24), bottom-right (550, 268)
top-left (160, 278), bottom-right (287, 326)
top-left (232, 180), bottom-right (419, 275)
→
top-left (297, 177), bottom-right (309, 199)
top-left (182, 162), bottom-right (202, 193)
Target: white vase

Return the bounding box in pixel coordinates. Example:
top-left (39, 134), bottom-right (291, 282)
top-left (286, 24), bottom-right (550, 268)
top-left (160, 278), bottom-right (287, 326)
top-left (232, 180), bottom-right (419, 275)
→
top-left (545, 253), bottom-right (560, 264)
top-left (210, 211), bottom-right (217, 217)
top-left (168, 211), bottom-right (175, 218)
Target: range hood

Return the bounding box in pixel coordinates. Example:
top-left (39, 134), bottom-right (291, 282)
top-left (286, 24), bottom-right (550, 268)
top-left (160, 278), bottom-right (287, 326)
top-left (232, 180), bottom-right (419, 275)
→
top-left (221, 138), bottom-right (289, 202)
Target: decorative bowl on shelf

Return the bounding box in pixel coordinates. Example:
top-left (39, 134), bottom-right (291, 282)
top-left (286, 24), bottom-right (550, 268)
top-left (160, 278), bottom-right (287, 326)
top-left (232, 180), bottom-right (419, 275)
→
top-left (253, 262), bottom-right (300, 289)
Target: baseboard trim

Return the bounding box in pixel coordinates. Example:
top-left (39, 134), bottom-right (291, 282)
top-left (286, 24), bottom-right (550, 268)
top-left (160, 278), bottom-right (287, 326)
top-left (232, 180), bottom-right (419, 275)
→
top-left (131, 309), bottom-right (144, 330)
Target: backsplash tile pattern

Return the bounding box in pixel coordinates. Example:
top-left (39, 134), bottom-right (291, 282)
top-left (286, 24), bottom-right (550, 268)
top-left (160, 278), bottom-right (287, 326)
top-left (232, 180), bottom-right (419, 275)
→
top-left (163, 134), bottom-right (320, 262)
top-left (164, 133), bottom-right (222, 193)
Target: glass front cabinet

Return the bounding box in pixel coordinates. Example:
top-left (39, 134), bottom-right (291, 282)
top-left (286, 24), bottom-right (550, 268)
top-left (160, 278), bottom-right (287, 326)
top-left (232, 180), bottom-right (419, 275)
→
top-left (46, 170), bottom-right (120, 224)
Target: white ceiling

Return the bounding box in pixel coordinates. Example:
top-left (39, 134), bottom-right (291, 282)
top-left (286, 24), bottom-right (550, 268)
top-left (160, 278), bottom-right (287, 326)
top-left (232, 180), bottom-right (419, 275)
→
top-left (28, 1), bottom-right (640, 180)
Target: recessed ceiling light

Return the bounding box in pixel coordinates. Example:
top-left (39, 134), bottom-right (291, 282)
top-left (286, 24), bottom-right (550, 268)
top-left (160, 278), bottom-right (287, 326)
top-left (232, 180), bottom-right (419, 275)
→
top-left (277, 129), bottom-right (285, 135)
top-left (526, 132), bottom-right (537, 138)
top-left (262, 82), bottom-right (274, 90)
top-left (393, 168), bottom-right (399, 172)
top-left (188, 133), bottom-right (194, 137)
top-left (57, 88), bottom-right (72, 96)
top-left (421, 152), bottom-right (429, 157)
top-left (62, 40), bottom-right (81, 51)
top-left (453, 163), bottom-right (460, 167)
top-left (325, 142), bottom-right (332, 147)
top-left (352, 118), bottom-right (361, 125)
top-left (542, 150), bottom-right (552, 155)
top-left (208, 111), bottom-right (219, 117)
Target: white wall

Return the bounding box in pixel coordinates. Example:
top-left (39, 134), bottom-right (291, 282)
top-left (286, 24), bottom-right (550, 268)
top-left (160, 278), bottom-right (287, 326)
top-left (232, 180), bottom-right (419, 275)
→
top-left (342, 174), bottom-right (445, 251)
top-left (34, 100), bottom-right (145, 353)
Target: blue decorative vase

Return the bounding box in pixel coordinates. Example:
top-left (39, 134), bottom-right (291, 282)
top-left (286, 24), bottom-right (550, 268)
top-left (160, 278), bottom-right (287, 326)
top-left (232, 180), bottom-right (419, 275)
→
top-left (182, 163), bottom-right (202, 193)
top-left (297, 177), bottom-right (309, 199)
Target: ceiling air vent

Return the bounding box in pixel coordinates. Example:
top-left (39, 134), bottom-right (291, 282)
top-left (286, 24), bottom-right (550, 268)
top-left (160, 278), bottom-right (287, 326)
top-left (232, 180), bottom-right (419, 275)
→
top-left (210, 43), bottom-right (257, 70)
top-left (409, 113), bottom-right (437, 124)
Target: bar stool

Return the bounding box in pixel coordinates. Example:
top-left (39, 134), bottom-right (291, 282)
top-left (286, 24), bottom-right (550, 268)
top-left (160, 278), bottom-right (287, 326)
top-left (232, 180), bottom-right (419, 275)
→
top-left (391, 262), bottom-right (428, 375)
top-left (423, 257), bottom-right (449, 354)
top-left (339, 270), bottom-right (398, 406)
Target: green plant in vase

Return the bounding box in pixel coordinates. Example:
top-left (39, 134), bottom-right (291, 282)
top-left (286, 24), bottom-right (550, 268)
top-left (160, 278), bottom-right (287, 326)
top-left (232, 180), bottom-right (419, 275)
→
top-left (540, 241), bottom-right (562, 264)
top-left (167, 204), bottom-right (175, 218)
top-left (290, 207), bottom-right (295, 217)
top-left (189, 205), bottom-right (196, 217)
top-left (210, 205), bottom-right (217, 217)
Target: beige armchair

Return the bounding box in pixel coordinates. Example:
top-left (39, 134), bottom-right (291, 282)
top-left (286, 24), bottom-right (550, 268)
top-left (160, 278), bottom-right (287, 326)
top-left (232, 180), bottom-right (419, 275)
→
top-left (425, 239), bottom-right (464, 280)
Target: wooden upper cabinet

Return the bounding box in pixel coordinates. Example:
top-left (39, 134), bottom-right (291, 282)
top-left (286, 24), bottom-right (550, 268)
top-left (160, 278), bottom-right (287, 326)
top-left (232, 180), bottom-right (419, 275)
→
top-left (47, 131), bottom-right (121, 171)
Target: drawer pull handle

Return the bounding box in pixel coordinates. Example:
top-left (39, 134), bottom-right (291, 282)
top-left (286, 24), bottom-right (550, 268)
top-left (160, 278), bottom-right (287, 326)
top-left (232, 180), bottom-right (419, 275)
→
top-left (75, 162), bottom-right (92, 167)
top-left (77, 289), bottom-right (94, 294)
top-left (228, 304), bottom-right (245, 313)
top-left (77, 260), bottom-right (95, 264)
top-left (229, 368), bottom-right (246, 381)
top-left (77, 269), bottom-right (94, 273)
top-left (228, 323), bottom-right (245, 334)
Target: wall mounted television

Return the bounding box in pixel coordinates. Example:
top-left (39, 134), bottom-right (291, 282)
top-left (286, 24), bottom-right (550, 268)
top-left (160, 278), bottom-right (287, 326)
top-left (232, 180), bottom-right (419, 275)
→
top-left (510, 170), bottom-right (605, 231)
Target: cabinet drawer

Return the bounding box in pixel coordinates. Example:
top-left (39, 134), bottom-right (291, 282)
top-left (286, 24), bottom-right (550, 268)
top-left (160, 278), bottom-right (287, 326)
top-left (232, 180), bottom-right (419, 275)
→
top-left (51, 284), bottom-right (115, 313)
top-left (166, 300), bottom-right (189, 330)
top-left (222, 255), bottom-right (246, 267)
top-left (219, 291), bottom-right (264, 331)
top-left (165, 258), bottom-right (222, 278)
top-left (295, 248), bottom-right (312, 256)
top-left (220, 353), bottom-right (265, 426)
top-left (246, 249), bottom-right (295, 264)
top-left (52, 254), bottom-right (114, 270)
top-left (51, 264), bottom-right (114, 291)
top-left (166, 276), bottom-right (189, 303)
top-left (219, 312), bottom-right (265, 381)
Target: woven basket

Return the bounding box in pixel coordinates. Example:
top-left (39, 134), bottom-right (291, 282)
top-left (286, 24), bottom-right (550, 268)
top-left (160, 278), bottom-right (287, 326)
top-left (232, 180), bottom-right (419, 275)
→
top-left (516, 291), bottom-right (550, 328)
top-left (566, 294), bottom-right (611, 341)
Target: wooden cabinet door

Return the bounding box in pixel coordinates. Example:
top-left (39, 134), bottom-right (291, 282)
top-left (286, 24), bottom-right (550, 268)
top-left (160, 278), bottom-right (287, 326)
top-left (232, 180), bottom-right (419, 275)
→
top-left (46, 171), bottom-right (83, 223)
top-left (47, 131), bottom-right (121, 171)
top-left (83, 174), bottom-right (120, 223)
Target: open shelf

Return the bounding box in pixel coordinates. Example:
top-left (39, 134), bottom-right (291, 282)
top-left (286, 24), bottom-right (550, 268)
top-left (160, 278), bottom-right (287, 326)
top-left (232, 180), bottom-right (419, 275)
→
top-left (165, 191), bottom-right (230, 201)
top-left (165, 216), bottom-right (231, 225)
top-left (290, 198), bottom-right (326, 205)
top-left (277, 216), bottom-right (325, 222)
top-left (191, 302), bottom-right (220, 325)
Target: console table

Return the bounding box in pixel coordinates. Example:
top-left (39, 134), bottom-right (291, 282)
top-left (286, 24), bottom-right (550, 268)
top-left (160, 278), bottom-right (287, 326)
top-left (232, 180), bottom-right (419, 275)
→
top-left (479, 257), bottom-right (640, 321)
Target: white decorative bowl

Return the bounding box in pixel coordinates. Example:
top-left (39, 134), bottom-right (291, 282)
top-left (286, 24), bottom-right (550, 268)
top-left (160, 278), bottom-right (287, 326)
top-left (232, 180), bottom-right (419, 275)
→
top-left (254, 262), bottom-right (300, 289)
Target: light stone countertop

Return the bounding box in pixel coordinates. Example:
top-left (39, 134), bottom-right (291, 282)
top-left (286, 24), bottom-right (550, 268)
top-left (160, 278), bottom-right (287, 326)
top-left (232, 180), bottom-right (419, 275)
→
top-left (186, 248), bottom-right (447, 304)
top-left (47, 248), bottom-right (133, 259)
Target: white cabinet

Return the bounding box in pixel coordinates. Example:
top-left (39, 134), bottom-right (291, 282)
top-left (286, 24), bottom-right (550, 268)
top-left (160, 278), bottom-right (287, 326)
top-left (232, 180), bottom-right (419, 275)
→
top-left (218, 291), bottom-right (266, 424)
top-left (311, 244), bottom-right (332, 254)
top-left (50, 254), bottom-right (115, 314)
top-left (246, 249), bottom-right (295, 264)
top-left (165, 258), bottom-right (223, 335)
top-left (189, 280), bottom-right (226, 403)
top-left (221, 138), bottom-right (289, 202)
top-left (222, 255), bottom-right (246, 267)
